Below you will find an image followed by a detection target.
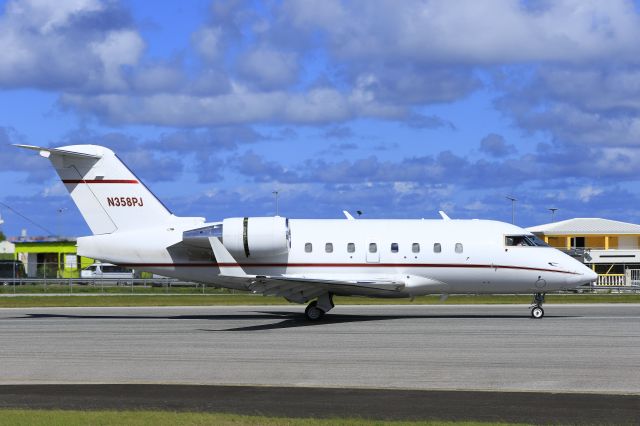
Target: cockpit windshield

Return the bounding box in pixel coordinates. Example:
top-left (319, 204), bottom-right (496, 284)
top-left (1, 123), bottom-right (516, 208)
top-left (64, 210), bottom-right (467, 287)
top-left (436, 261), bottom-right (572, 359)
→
top-left (505, 235), bottom-right (549, 247)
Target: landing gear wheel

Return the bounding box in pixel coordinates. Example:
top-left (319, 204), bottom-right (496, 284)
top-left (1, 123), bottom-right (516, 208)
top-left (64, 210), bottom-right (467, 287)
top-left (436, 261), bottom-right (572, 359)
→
top-left (531, 306), bottom-right (544, 319)
top-left (305, 301), bottom-right (325, 321)
top-left (529, 292), bottom-right (546, 319)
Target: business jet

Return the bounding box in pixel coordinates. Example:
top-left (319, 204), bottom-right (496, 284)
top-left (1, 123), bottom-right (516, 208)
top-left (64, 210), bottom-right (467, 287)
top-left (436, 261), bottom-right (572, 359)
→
top-left (17, 144), bottom-right (597, 320)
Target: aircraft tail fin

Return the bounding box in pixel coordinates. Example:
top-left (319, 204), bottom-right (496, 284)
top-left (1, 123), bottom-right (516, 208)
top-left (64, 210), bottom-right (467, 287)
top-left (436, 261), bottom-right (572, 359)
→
top-left (16, 144), bottom-right (174, 235)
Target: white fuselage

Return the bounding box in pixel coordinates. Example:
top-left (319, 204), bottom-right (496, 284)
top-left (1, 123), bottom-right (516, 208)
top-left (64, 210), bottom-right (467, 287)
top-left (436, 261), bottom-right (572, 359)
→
top-left (77, 218), bottom-right (596, 297)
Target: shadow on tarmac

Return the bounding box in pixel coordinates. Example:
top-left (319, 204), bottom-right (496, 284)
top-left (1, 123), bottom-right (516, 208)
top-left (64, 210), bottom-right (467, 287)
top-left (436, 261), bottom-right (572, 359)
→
top-left (20, 310), bottom-right (578, 331)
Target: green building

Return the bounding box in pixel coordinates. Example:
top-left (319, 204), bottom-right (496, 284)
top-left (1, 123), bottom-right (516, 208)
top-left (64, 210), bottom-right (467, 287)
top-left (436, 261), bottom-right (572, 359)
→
top-left (13, 238), bottom-right (94, 278)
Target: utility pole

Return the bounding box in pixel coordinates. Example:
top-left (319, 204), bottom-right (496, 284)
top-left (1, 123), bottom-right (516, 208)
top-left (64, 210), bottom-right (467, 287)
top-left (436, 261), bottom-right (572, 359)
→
top-left (56, 207), bottom-right (67, 237)
top-left (548, 208), bottom-right (558, 222)
top-left (506, 196), bottom-right (517, 224)
top-left (272, 191), bottom-right (279, 216)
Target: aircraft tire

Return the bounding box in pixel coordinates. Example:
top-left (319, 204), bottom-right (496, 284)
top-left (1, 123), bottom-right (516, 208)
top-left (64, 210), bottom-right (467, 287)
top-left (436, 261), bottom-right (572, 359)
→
top-left (531, 306), bottom-right (544, 319)
top-left (305, 301), bottom-right (325, 321)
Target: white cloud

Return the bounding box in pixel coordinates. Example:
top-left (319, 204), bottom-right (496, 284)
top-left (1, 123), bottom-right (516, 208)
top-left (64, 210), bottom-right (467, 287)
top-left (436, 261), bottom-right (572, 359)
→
top-left (577, 185), bottom-right (603, 202)
top-left (238, 48), bottom-right (299, 89)
top-left (192, 26), bottom-right (223, 63)
top-left (283, 0), bottom-right (640, 64)
top-left (0, 0), bottom-right (141, 91)
top-left (7, 0), bottom-right (103, 33)
top-left (6, 0), bottom-right (640, 130)
top-left (41, 181), bottom-right (67, 197)
top-left (61, 83), bottom-right (405, 126)
top-left (91, 29), bottom-right (144, 90)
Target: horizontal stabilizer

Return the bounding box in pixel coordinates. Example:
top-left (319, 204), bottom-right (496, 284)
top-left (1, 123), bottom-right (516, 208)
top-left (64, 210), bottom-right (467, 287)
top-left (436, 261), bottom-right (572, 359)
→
top-left (14, 144), bottom-right (102, 159)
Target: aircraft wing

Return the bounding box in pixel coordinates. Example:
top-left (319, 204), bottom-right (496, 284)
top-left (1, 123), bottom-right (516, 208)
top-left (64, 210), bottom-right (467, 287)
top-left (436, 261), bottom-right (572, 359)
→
top-left (206, 236), bottom-right (407, 302)
top-left (216, 273), bottom-right (405, 303)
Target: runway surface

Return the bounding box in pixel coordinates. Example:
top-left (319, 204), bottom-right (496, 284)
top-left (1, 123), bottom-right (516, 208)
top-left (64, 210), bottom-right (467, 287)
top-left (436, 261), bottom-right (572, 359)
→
top-left (1, 304), bottom-right (639, 393)
top-left (1, 304), bottom-right (639, 423)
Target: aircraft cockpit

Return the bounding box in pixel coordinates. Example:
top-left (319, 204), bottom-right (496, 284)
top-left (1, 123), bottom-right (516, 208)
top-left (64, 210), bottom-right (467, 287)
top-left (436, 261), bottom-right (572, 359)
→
top-left (505, 234), bottom-right (549, 247)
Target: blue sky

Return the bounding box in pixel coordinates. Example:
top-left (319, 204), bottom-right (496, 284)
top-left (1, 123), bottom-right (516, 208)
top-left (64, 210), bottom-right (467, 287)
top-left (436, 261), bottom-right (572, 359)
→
top-left (2, 0), bottom-right (640, 237)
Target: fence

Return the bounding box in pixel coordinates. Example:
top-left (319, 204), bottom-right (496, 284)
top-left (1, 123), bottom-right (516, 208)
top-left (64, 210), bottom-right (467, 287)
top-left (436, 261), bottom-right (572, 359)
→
top-left (596, 274), bottom-right (626, 286)
top-left (626, 269), bottom-right (640, 287)
top-left (0, 277), bottom-right (247, 295)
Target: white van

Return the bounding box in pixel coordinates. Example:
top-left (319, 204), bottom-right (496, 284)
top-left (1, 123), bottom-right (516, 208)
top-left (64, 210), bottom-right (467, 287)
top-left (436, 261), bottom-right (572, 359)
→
top-left (81, 263), bottom-right (134, 283)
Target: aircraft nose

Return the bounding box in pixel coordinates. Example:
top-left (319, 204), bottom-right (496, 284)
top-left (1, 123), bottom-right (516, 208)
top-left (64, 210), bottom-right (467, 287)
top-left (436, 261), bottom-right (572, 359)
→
top-left (569, 263), bottom-right (598, 287)
top-left (585, 269), bottom-right (598, 283)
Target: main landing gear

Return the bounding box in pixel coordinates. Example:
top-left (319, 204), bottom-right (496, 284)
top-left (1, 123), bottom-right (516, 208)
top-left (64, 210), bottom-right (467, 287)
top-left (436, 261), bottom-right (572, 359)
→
top-left (304, 293), bottom-right (334, 321)
top-left (530, 292), bottom-right (545, 319)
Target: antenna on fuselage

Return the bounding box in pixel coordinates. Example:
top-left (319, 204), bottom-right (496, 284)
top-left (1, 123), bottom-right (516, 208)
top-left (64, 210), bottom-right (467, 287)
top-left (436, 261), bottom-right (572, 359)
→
top-left (439, 211), bottom-right (451, 221)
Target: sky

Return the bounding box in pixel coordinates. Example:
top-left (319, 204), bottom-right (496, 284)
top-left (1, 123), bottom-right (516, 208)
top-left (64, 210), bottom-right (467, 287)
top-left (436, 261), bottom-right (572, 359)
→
top-left (2, 0), bottom-right (640, 237)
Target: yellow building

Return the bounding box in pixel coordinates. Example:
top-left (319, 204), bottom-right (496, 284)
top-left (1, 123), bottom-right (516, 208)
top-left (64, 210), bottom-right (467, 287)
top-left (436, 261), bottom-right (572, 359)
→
top-left (12, 237), bottom-right (94, 278)
top-left (528, 218), bottom-right (640, 286)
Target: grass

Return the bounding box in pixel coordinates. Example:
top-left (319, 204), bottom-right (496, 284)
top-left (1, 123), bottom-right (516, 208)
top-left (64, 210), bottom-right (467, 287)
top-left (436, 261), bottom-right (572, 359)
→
top-left (0, 409), bottom-right (531, 426)
top-left (0, 293), bottom-right (638, 308)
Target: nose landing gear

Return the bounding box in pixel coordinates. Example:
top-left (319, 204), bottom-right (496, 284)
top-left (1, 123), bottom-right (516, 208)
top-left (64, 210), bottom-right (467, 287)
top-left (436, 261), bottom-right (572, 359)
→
top-left (530, 292), bottom-right (545, 319)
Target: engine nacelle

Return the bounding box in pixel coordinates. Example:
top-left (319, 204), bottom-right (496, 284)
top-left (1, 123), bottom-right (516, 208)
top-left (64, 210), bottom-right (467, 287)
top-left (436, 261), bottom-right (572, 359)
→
top-left (222, 216), bottom-right (291, 258)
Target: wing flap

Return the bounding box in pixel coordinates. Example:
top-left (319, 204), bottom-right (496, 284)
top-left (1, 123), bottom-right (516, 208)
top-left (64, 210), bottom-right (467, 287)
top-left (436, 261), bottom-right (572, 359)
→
top-left (207, 235), bottom-right (418, 302)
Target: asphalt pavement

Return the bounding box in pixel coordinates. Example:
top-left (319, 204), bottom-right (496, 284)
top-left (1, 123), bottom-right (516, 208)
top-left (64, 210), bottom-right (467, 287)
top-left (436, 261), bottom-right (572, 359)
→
top-left (1, 304), bottom-right (638, 423)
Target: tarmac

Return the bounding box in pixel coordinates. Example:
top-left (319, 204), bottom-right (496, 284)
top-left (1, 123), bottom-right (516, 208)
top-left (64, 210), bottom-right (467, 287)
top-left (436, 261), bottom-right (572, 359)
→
top-left (1, 304), bottom-right (639, 423)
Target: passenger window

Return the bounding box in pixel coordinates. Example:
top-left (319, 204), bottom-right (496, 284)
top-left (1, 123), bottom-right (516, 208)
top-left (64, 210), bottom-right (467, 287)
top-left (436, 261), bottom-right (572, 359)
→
top-left (433, 243), bottom-right (441, 253)
top-left (390, 243), bottom-right (399, 253)
top-left (305, 243), bottom-right (312, 253)
top-left (412, 243), bottom-right (420, 253)
top-left (455, 243), bottom-right (463, 253)
top-left (325, 243), bottom-right (333, 253)
top-left (369, 243), bottom-right (377, 253)
top-left (347, 243), bottom-right (355, 253)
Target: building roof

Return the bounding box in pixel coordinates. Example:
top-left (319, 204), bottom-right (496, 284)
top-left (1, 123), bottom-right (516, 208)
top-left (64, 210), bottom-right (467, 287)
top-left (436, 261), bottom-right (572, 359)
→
top-left (10, 236), bottom-right (76, 243)
top-left (527, 218), bottom-right (640, 236)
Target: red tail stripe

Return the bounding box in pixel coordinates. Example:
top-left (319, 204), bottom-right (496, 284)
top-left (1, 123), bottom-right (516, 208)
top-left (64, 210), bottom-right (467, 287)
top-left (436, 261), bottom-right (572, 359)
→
top-left (62, 179), bottom-right (139, 184)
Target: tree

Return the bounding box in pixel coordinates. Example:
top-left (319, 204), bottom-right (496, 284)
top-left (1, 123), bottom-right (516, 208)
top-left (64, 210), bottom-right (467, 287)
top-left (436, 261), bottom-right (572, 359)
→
top-left (0, 230), bottom-right (5, 241)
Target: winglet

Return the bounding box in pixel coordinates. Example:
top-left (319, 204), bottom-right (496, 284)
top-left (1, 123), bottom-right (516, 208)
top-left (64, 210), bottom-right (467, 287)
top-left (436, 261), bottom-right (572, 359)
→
top-left (343, 210), bottom-right (355, 220)
top-left (439, 210), bottom-right (451, 221)
top-left (208, 237), bottom-right (248, 277)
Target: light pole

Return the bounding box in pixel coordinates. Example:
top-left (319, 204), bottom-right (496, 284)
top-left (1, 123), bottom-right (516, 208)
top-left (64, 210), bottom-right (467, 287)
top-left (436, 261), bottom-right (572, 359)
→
top-left (56, 207), bottom-right (67, 237)
top-left (506, 196), bottom-right (517, 224)
top-left (272, 191), bottom-right (279, 216)
top-left (548, 208), bottom-right (558, 222)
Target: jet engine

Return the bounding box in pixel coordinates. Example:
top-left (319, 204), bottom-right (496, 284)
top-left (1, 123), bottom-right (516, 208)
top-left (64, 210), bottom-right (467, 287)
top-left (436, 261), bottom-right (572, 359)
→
top-left (222, 216), bottom-right (291, 258)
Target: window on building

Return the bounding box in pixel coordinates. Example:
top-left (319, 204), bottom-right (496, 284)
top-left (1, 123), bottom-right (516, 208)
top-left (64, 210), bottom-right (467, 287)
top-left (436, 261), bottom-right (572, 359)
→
top-left (325, 242), bottom-right (333, 253)
top-left (455, 243), bottom-right (463, 253)
top-left (390, 243), bottom-right (399, 253)
top-left (433, 243), bottom-right (441, 253)
top-left (64, 254), bottom-right (77, 270)
top-left (412, 243), bottom-right (420, 253)
top-left (369, 243), bottom-right (377, 253)
top-left (304, 243), bottom-right (312, 253)
top-left (347, 243), bottom-right (355, 253)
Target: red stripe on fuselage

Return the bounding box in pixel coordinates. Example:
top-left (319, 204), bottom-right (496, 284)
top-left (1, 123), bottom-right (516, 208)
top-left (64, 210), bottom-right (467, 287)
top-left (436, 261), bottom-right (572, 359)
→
top-left (62, 179), bottom-right (139, 184)
top-left (115, 262), bottom-right (580, 275)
